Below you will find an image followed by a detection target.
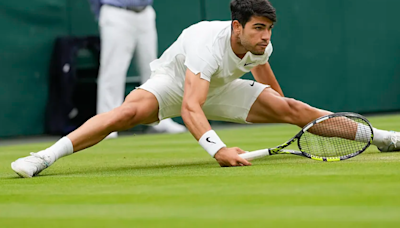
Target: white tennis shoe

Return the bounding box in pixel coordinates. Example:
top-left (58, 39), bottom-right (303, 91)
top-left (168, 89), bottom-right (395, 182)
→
top-left (11, 152), bottom-right (50, 178)
top-left (378, 131), bottom-right (400, 152)
top-left (151, 118), bottom-right (186, 134)
top-left (105, 132), bottom-right (118, 139)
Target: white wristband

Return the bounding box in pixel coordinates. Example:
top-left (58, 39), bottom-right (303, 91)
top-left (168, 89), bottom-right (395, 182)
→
top-left (199, 130), bottom-right (226, 157)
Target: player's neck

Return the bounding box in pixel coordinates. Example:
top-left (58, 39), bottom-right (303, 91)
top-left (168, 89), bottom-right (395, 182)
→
top-left (230, 35), bottom-right (247, 59)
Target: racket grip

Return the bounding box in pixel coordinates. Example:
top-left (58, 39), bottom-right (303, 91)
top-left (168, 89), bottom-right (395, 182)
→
top-left (239, 149), bottom-right (270, 160)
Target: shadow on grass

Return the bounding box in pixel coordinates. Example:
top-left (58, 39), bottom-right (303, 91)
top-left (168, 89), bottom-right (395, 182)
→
top-left (65, 160), bottom-right (216, 174)
top-left (5, 151), bottom-right (387, 179)
top-left (3, 159), bottom-right (219, 179)
top-left (3, 154), bottom-right (327, 179)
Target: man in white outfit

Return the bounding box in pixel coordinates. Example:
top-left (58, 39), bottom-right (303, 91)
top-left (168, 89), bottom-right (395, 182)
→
top-left (91, 0), bottom-right (186, 138)
top-left (12, 0), bottom-right (400, 177)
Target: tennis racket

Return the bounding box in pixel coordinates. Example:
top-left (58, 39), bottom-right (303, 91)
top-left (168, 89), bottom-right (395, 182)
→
top-left (239, 112), bottom-right (373, 162)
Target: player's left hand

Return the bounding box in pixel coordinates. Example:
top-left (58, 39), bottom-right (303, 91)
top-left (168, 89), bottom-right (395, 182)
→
top-left (214, 147), bottom-right (252, 167)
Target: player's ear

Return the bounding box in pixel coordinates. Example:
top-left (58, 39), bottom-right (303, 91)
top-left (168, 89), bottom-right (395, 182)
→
top-left (232, 20), bottom-right (242, 35)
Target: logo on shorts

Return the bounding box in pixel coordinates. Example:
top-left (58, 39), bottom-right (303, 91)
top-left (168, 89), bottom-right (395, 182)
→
top-left (206, 137), bottom-right (216, 144)
top-left (244, 62), bottom-right (255, 67)
top-left (250, 81), bottom-right (255, 86)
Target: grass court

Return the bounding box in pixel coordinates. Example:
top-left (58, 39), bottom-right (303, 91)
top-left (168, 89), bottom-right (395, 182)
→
top-left (1, 114), bottom-right (400, 227)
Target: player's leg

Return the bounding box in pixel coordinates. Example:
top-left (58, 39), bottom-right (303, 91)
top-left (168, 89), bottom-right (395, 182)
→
top-left (246, 87), bottom-right (330, 126)
top-left (134, 6), bottom-right (186, 134)
top-left (69, 89), bottom-right (159, 151)
top-left (202, 79), bottom-right (399, 151)
top-left (97, 5), bottom-right (138, 138)
top-left (11, 89), bottom-right (159, 178)
top-left (246, 85), bottom-right (400, 151)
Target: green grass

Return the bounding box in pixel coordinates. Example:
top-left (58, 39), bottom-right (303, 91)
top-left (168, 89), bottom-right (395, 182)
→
top-left (1, 114), bottom-right (400, 228)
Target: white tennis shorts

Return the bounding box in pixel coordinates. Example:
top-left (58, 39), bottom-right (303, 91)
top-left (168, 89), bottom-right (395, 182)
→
top-left (138, 72), bottom-right (269, 124)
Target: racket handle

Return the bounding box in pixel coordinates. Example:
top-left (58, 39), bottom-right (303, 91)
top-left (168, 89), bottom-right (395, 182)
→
top-left (239, 149), bottom-right (270, 160)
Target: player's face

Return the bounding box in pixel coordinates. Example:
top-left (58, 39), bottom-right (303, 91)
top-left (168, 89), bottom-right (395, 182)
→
top-left (239, 16), bottom-right (274, 55)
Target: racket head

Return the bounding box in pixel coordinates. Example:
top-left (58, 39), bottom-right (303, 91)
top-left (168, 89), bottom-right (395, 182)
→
top-left (297, 112), bottom-right (373, 161)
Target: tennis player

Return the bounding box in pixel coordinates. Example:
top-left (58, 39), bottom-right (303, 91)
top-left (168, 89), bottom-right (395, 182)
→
top-left (11, 0), bottom-right (400, 177)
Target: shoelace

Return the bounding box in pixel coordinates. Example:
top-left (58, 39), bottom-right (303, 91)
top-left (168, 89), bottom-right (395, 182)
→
top-left (30, 152), bottom-right (50, 168)
top-left (390, 133), bottom-right (399, 149)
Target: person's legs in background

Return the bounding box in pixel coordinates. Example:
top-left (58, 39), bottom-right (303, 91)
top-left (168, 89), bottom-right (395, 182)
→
top-left (97, 5), bottom-right (137, 138)
top-left (135, 6), bottom-right (186, 134)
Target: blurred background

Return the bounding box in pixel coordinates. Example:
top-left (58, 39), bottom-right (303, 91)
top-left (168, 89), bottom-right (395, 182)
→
top-left (0, 0), bottom-right (399, 138)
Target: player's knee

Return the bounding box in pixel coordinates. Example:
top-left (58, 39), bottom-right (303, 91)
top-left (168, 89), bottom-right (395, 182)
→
top-left (106, 105), bottom-right (138, 130)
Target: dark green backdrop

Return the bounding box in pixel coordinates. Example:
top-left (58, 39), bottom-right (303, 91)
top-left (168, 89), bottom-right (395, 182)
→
top-left (1, 0), bottom-right (399, 137)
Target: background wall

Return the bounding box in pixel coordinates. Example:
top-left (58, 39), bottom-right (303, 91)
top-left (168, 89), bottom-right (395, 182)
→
top-left (0, 1), bottom-right (69, 137)
top-left (269, 0), bottom-right (400, 113)
top-left (0, 0), bottom-right (399, 137)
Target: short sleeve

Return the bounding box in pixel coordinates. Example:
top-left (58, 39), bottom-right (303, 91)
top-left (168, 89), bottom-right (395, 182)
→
top-left (184, 46), bottom-right (218, 82)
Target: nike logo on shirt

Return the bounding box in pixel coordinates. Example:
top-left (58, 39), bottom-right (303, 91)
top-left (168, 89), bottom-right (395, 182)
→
top-left (244, 62), bottom-right (255, 67)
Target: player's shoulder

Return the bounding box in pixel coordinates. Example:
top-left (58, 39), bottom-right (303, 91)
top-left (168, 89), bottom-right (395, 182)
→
top-left (182, 21), bottom-right (231, 51)
top-left (180, 21), bottom-right (231, 64)
top-left (183, 20), bottom-right (231, 36)
top-left (193, 20), bottom-right (231, 28)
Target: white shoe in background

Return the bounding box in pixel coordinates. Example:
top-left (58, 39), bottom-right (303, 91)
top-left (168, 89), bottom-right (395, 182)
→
top-left (105, 132), bottom-right (118, 139)
top-left (151, 118), bottom-right (186, 134)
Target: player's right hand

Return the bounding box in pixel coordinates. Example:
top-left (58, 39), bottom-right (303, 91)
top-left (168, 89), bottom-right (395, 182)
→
top-left (214, 147), bottom-right (252, 167)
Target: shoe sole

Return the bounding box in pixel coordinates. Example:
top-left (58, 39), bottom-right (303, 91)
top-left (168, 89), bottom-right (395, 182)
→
top-left (11, 162), bottom-right (32, 178)
top-left (378, 144), bottom-right (400, 152)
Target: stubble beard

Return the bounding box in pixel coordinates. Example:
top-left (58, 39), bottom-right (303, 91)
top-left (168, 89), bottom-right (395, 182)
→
top-left (239, 37), bottom-right (264, 55)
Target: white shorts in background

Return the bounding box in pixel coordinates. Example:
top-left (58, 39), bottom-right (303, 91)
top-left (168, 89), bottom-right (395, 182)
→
top-left (138, 73), bottom-right (269, 124)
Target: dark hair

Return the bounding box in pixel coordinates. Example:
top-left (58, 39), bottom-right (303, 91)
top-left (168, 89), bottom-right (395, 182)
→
top-left (230, 0), bottom-right (276, 27)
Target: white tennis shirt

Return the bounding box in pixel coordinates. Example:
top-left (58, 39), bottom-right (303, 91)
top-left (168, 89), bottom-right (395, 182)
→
top-left (150, 21), bottom-right (273, 88)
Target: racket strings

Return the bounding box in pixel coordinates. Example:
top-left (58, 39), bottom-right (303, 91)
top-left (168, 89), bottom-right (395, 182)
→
top-left (299, 116), bottom-right (372, 158)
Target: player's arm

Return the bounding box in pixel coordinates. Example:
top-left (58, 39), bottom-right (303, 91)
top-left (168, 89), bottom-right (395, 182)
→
top-left (181, 69), bottom-right (251, 167)
top-left (251, 62), bottom-right (284, 97)
top-left (181, 69), bottom-right (212, 139)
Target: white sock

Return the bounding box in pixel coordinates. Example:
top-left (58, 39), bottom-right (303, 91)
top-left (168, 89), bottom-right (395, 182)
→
top-left (355, 124), bottom-right (390, 147)
top-left (354, 123), bottom-right (390, 147)
top-left (355, 123), bottom-right (372, 143)
top-left (36, 137), bottom-right (74, 165)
